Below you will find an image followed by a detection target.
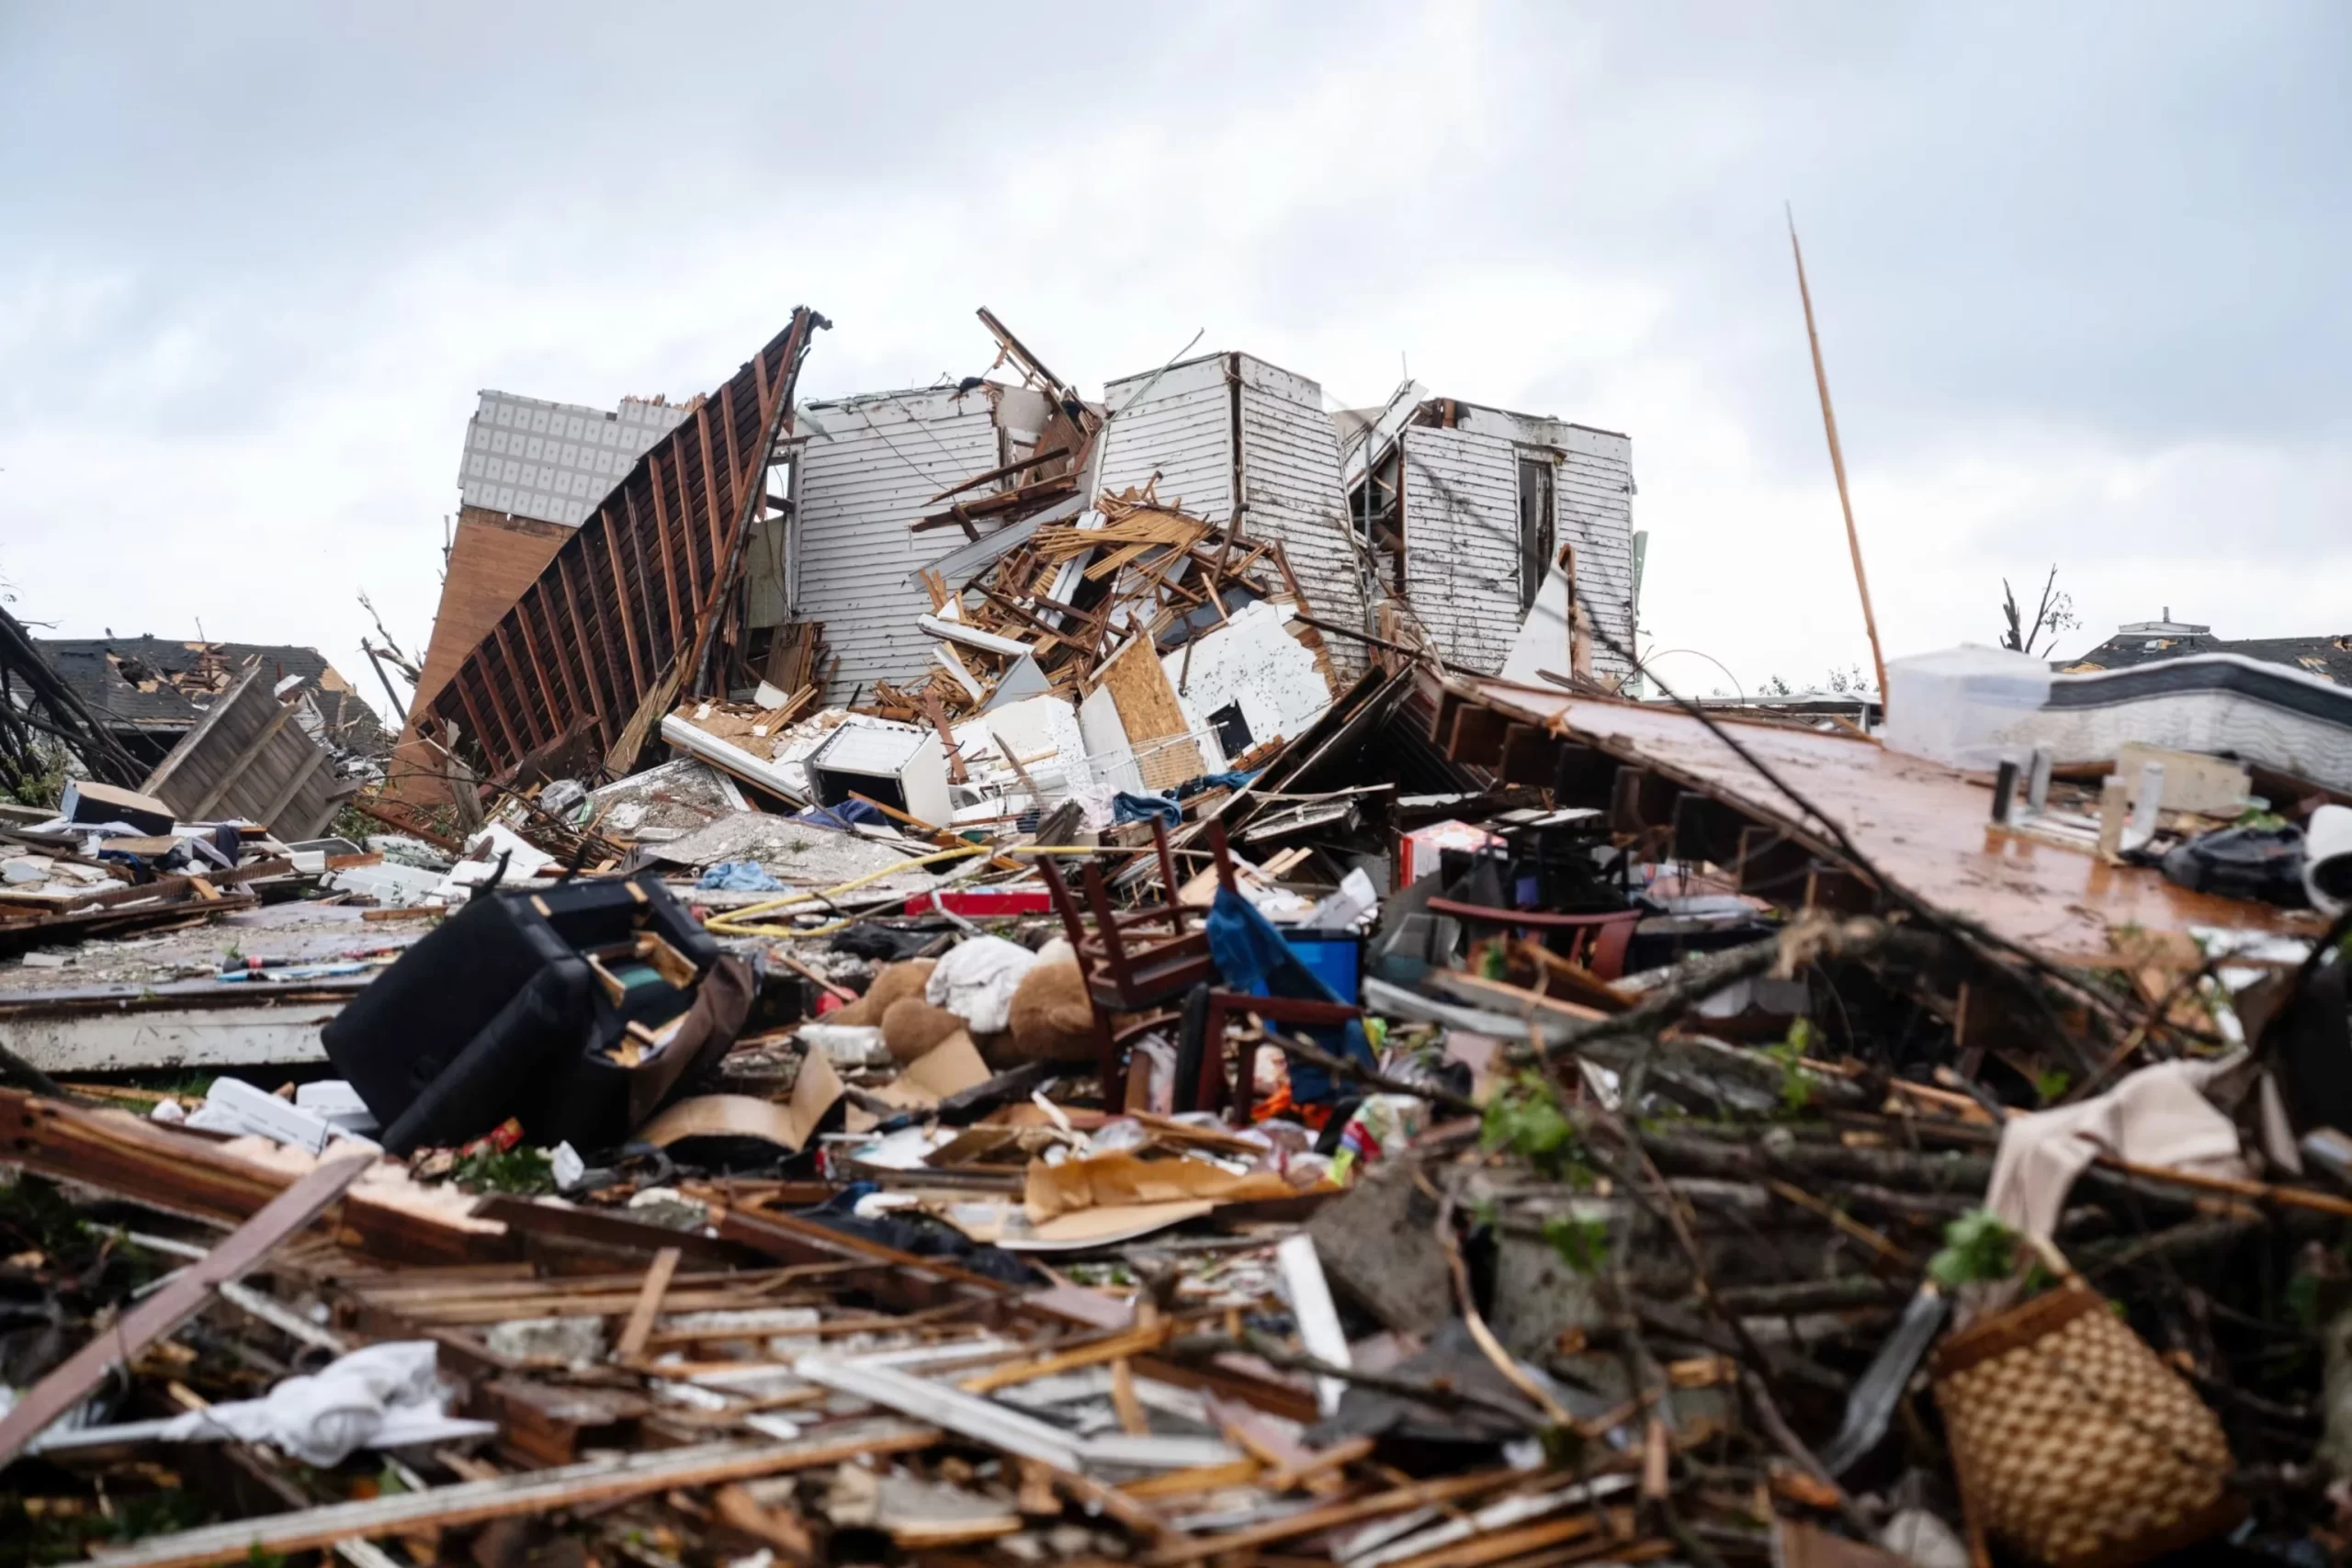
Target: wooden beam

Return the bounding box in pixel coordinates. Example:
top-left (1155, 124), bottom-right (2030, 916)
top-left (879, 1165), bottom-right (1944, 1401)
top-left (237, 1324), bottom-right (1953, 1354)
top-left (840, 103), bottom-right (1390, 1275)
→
top-left (685, 419), bottom-right (718, 612)
top-left (1139, 1469), bottom-right (1525, 1566)
top-left (617, 479), bottom-right (667, 675)
top-left (468, 660), bottom-right (530, 773)
top-left (709, 380), bottom-right (749, 680)
top-left (254, 744), bottom-right (327, 834)
top-left (520, 590), bottom-right (585, 745)
top-left (492, 623), bottom-right (554, 747)
top-left (637, 469), bottom-right (685, 661)
top-left (448, 672), bottom-right (507, 772)
top-left (614, 1246), bottom-right (682, 1363)
top-left (505, 611), bottom-right (565, 748)
top-left (556, 550), bottom-right (621, 751)
top-left (594, 523), bottom-right (648, 696)
top-left (85, 1422), bottom-right (939, 1568)
top-left (476, 630), bottom-right (538, 758)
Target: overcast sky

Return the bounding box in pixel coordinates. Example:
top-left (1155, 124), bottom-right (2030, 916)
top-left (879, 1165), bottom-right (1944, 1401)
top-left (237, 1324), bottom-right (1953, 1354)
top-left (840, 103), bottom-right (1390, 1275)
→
top-left (5, 2), bottom-right (2346, 716)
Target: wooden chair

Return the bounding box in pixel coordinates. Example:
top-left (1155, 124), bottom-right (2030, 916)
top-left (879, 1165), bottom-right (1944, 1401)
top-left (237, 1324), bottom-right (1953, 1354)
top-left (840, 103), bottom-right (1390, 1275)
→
top-left (1187, 987), bottom-right (1363, 1122)
top-left (1039, 816), bottom-right (1216, 1107)
top-left (1044, 818), bottom-right (1367, 1118)
top-left (1424, 897), bottom-right (1640, 981)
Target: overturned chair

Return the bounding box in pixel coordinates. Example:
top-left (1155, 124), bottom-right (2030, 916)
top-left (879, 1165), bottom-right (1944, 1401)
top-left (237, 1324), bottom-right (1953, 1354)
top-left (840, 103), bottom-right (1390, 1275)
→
top-left (1041, 818), bottom-right (1367, 1118)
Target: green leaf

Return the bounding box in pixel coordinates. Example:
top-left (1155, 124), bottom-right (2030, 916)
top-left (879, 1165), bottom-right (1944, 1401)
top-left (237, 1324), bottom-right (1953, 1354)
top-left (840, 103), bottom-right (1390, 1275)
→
top-left (1927, 1209), bottom-right (2018, 1288)
top-left (1542, 1213), bottom-right (1611, 1277)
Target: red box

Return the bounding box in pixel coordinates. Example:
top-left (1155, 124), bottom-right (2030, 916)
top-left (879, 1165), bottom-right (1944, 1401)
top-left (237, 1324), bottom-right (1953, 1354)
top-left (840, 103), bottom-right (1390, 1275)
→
top-left (904, 888), bottom-right (1055, 916)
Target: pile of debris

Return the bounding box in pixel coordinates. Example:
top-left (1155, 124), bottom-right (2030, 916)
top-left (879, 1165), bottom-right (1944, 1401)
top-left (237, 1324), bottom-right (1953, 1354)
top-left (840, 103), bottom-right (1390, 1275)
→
top-left (11, 302), bottom-right (2352, 1567)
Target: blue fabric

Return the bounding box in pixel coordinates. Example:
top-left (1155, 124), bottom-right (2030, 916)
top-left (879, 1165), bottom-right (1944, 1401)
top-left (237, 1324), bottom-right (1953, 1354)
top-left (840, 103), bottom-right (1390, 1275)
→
top-left (793, 799), bottom-right (885, 831)
top-left (1204, 886), bottom-right (1374, 1103)
top-left (697, 861), bottom-right (786, 892)
top-left (1112, 791), bottom-right (1182, 829)
top-left (1174, 768), bottom-right (1261, 801)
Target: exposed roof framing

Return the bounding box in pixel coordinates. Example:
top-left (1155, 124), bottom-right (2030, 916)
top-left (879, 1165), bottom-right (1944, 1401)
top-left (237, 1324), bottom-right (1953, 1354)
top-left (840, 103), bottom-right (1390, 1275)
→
top-left (425, 309), bottom-right (827, 782)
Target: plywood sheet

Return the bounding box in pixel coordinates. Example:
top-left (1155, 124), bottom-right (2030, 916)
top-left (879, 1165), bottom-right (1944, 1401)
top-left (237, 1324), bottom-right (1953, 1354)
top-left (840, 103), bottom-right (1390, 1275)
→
top-left (1095, 637), bottom-right (1202, 792)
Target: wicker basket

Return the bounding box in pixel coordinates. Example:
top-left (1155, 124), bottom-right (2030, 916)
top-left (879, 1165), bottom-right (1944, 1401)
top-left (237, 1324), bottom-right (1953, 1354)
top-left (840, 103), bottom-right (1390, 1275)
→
top-left (1931, 1280), bottom-right (2241, 1568)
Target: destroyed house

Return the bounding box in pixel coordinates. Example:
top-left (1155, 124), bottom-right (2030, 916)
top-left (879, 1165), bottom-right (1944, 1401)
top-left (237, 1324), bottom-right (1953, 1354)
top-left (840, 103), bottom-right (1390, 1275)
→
top-left (34, 636), bottom-right (385, 765)
top-left (1342, 392), bottom-right (1634, 682)
top-left (775, 351), bottom-right (1374, 703)
top-left (418, 309), bottom-right (826, 784)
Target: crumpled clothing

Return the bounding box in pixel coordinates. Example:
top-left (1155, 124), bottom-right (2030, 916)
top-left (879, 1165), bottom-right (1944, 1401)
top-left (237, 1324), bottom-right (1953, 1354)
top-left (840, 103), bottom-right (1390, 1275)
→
top-left (155, 1341), bottom-right (481, 1467)
top-left (1112, 791), bottom-right (1182, 829)
top-left (698, 860), bottom-right (786, 892)
top-left (926, 934), bottom-right (1041, 1034)
top-left (1986, 1056), bottom-right (2249, 1240)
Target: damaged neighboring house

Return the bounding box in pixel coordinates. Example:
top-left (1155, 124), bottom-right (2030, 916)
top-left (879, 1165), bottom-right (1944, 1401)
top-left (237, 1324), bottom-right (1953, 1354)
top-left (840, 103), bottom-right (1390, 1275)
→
top-left (34, 636), bottom-right (387, 766)
top-left (2061, 610), bottom-right (2352, 684)
top-left (1340, 389), bottom-right (1636, 682)
top-left (390, 390), bottom-right (697, 799)
top-left (419, 309), bottom-right (828, 786)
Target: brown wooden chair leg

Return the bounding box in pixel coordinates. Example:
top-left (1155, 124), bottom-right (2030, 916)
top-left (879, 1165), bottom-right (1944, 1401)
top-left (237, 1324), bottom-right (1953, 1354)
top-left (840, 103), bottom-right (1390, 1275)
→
top-left (1090, 996), bottom-right (1126, 1111)
top-left (1201, 993), bottom-right (1234, 1116)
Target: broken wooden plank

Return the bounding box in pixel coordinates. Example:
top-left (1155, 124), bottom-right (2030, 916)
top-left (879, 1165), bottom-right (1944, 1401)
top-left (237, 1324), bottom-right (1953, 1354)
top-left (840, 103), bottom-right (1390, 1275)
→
top-left (615, 1246), bottom-right (684, 1362)
top-left (87, 1421), bottom-right (938, 1568)
top-left (0, 1147), bottom-right (374, 1468)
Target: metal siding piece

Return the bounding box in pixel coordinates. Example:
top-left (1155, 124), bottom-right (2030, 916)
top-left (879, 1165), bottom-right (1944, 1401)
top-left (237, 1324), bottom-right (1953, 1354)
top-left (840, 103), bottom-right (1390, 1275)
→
top-left (791, 389), bottom-right (1007, 704)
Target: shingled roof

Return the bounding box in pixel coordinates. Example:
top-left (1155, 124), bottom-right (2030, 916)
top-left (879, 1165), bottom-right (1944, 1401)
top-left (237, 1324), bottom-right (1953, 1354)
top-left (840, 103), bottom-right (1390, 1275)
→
top-left (2059, 620), bottom-right (2352, 686)
top-left (34, 637), bottom-right (387, 752)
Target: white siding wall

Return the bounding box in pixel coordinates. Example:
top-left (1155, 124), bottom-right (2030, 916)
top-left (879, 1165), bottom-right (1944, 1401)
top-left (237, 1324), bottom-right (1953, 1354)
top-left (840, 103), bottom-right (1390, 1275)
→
top-left (791, 389), bottom-right (1004, 703)
top-left (1236, 356), bottom-right (1368, 680)
top-left (1555, 426), bottom-right (1635, 681)
top-left (1424, 408), bottom-right (1636, 682)
top-left (1399, 426), bottom-right (1523, 674)
top-left (1096, 356), bottom-right (1233, 518)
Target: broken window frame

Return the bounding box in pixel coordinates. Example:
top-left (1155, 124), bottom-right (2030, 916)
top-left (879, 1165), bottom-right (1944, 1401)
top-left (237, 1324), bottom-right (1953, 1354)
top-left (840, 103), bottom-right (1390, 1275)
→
top-left (1516, 452), bottom-right (1555, 615)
